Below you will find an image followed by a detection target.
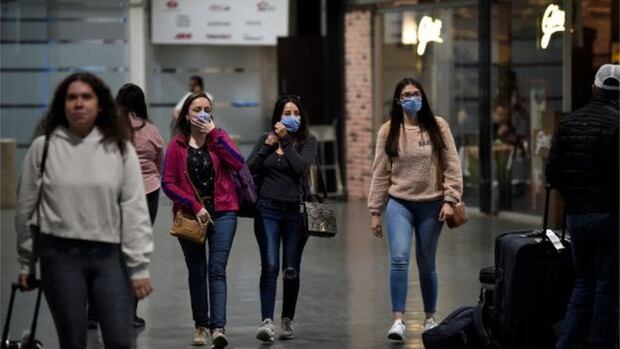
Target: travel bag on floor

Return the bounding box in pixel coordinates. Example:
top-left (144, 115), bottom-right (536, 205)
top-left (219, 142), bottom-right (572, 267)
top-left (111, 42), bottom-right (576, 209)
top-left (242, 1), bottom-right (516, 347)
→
top-left (422, 305), bottom-right (497, 349)
top-left (1, 281), bottom-right (44, 349)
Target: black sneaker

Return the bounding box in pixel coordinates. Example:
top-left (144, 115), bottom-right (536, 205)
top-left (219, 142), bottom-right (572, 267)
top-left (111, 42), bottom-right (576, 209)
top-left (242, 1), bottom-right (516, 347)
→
top-left (134, 315), bottom-right (146, 329)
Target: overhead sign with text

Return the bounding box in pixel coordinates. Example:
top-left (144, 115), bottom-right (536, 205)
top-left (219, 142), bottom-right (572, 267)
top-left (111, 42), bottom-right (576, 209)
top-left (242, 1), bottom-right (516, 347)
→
top-left (152, 0), bottom-right (289, 45)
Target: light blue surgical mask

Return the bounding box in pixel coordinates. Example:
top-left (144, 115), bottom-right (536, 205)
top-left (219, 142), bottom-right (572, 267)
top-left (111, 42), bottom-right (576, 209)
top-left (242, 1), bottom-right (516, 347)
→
top-left (280, 115), bottom-right (301, 133)
top-left (196, 111), bottom-right (211, 123)
top-left (401, 96), bottom-right (422, 115)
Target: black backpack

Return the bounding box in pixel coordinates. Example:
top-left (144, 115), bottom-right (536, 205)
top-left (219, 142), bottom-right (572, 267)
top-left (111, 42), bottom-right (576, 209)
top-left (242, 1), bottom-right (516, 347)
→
top-left (422, 305), bottom-right (497, 349)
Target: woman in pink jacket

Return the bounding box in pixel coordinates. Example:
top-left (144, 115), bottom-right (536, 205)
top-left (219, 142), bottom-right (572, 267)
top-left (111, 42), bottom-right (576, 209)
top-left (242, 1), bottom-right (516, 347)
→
top-left (162, 92), bottom-right (244, 348)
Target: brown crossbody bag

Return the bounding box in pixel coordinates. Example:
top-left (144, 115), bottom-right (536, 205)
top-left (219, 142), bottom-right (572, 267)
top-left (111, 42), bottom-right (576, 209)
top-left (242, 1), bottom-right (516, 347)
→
top-left (169, 172), bottom-right (213, 244)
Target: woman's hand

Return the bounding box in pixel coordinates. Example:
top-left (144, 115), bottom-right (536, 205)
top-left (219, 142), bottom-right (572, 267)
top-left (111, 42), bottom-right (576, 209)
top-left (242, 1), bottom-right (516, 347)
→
top-left (274, 122), bottom-right (288, 138)
top-left (438, 202), bottom-right (454, 222)
top-left (196, 207), bottom-right (213, 228)
top-left (132, 278), bottom-right (153, 299)
top-left (190, 117), bottom-right (216, 135)
top-left (370, 214), bottom-right (383, 238)
top-left (264, 132), bottom-right (279, 146)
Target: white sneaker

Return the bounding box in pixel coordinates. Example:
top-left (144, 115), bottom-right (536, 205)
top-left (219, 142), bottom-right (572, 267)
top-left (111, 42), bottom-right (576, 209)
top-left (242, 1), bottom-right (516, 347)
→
top-left (387, 319), bottom-right (406, 341)
top-left (278, 317), bottom-right (295, 340)
top-left (210, 328), bottom-right (228, 349)
top-left (256, 319), bottom-right (275, 343)
top-left (192, 327), bottom-right (209, 346)
top-left (423, 318), bottom-right (438, 332)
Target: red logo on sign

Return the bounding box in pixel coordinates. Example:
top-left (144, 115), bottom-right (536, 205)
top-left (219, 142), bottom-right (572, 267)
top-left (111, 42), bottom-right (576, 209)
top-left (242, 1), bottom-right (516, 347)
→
top-left (175, 33), bottom-right (192, 40)
top-left (257, 1), bottom-right (275, 12)
top-left (166, 1), bottom-right (178, 8)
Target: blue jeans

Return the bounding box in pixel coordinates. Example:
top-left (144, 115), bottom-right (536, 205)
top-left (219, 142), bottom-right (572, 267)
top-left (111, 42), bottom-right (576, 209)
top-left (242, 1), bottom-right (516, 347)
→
top-left (385, 197), bottom-right (444, 313)
top-left (254, 198), bottom-right (308, 321)
top-left (556, 214), bottom-right (619, 349)
top-left (38, 233), bottom-right (134, 349)
top-left (178, 211), bottom-right (237, 329)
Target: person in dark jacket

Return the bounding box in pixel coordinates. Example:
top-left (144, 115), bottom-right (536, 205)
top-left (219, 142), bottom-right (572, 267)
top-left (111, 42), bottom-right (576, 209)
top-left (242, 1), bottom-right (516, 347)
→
top-left (547, 64), bottom-right (619, 349)
top-left (247, 95), bottom-right (317, 343)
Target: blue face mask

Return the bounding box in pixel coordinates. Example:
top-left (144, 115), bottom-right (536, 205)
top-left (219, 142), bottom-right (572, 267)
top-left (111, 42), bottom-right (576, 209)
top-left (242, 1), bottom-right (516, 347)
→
top-left (401, 96), bottom-right (422, 115)
top-left (280, 115), bottom-right (301, 133)
top-left (196, 111), bottom-right (211, 123)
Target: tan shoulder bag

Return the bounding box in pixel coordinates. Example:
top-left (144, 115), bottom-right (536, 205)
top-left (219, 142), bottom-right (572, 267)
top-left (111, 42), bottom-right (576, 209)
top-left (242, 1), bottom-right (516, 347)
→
top-left (169, 172), bottom-right (213, 244)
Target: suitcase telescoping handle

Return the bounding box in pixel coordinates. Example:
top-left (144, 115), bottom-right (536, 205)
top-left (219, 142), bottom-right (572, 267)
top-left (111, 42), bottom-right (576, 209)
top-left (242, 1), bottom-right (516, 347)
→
top-left (542, 184), bottom-right (567, 242)
top-left (1, 281), bottom-right (43, 349)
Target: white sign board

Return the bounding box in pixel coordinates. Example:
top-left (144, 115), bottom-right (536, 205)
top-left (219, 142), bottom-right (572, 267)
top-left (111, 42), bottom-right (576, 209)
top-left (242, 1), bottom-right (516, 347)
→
top-left (151, 0), bottom-right (289, 45)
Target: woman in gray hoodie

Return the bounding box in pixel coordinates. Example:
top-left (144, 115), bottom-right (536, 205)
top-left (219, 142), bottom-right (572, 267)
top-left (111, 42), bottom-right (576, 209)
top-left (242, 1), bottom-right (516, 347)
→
top-left (15, 72), bottom-right (153, 349)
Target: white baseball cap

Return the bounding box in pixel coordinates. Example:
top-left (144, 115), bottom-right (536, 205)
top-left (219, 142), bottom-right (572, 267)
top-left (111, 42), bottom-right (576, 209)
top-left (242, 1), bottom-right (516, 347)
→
top-left (594, 64), bottom-right (620, 91)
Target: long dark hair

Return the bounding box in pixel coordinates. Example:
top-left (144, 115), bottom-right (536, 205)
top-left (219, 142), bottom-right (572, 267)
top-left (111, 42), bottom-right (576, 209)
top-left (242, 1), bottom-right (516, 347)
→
top-left (38, 72), bottom-right (130, 154)
top-left (270, 95), bottom-right (309, 141)
top-left (116, 83), bottom-right (149, 122)
top-left (174, 92), bottom-right (213, 136)
top-left (385, 78), bottom-right (445, 160)
top-left (116, 83), bottom-right (149, 143)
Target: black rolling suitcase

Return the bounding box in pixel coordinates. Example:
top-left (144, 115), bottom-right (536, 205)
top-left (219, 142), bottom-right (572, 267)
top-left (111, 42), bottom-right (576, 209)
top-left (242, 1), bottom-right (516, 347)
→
top-left (491, 186), bottom-right (575, 348)
top-left (1, 281), bottom-right (44, 349)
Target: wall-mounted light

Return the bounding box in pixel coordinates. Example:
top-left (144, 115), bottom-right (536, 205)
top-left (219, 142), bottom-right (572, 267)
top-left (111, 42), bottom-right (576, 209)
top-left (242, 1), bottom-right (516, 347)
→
top-left (417, 16), bottom-right (443, 56)
top-left (401, 12), bottom-right (418, 45)
top-left (541, 4), bottom-right (565, 49)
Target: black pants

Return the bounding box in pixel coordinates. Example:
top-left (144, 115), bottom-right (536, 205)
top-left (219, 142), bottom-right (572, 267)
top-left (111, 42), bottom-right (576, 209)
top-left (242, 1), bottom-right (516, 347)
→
top-left (39, 233), bottom-right (134, 349)
top-left (146, 189), bottom-right (159, 225)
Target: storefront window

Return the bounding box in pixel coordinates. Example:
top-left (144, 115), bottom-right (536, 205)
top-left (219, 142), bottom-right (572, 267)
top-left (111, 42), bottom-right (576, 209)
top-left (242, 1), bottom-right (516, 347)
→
top-left (375, 0), bottom-right (615, 215)
top-left (492, 0), bottom-right (565, 214)
top-left (380, 4), bottom-right (481, 207)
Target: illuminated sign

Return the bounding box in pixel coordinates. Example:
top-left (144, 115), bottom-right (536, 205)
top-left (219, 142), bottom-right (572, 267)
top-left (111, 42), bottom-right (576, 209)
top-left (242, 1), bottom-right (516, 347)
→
top-left (401, 12), bottom-right (418, 45)
top-left (417, 16), bottom-right (443, 56)
top-left (541, 4), bottom-right (565, 49)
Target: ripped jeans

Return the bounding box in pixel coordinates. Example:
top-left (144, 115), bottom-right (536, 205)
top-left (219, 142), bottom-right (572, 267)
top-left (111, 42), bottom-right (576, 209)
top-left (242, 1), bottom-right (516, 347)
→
top-left (254, 197), bottom-right (308, 321)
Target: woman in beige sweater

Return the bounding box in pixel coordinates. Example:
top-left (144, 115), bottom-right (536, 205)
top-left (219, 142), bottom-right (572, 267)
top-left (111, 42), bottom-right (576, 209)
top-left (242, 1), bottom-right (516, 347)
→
top-left (368, 78), bottom-right (462, 340)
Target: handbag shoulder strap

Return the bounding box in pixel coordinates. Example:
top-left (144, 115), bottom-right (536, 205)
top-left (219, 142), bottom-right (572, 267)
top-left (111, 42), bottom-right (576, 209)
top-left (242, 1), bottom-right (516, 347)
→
top-left (184, 171), bottom-right (203, 203)
top-left (35, 135), bottom-right (51, 223)
top-left (39, 134), bottom-right (50, 176)
top-left (184, 171), bottom-right (213, 224)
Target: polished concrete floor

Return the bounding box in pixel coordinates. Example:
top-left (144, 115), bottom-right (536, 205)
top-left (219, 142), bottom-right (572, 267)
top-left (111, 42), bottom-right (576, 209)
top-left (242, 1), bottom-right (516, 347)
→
top-left (1, 199), bottom-right (538, 348)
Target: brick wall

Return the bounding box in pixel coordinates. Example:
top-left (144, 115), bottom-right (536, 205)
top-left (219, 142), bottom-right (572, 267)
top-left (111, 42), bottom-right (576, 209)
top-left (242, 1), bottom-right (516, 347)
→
top-left (344, 10), bottom-right (374, 200)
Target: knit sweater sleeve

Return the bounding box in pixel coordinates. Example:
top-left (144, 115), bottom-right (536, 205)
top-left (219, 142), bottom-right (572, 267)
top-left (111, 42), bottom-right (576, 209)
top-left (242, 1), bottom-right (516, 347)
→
top-left (247, 133), bottom-right (274, 174)
top-left (368, 123), bottom-right (391, 215)
top-left (437, 117), bottom-right (463, 203)
top-left (280, 134), bottom-right (317, 177)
